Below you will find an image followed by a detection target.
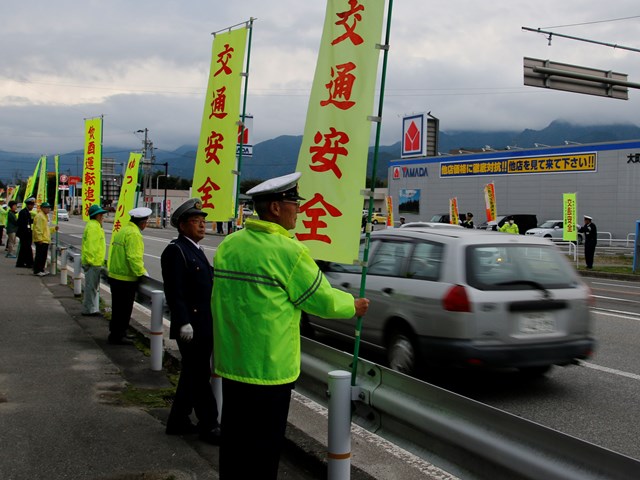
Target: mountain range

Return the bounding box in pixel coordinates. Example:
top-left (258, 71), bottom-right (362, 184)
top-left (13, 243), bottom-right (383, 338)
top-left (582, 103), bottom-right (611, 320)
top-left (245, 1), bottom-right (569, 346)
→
top-left (2, 120), bottom-right (640, 184)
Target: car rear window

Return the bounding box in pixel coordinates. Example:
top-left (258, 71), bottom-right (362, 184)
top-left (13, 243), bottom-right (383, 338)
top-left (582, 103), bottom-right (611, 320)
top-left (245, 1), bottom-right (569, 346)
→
top-left (466, 244), bottom-right (579, 290)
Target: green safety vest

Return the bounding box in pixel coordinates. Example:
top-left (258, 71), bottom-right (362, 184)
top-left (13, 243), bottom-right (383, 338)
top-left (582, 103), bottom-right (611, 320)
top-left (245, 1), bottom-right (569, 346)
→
top-left (211, 218), bottom-right (356, 385)
top-left (107, 222), bottom-right (146, 281)
top-left (499, 223), bottom-right (519, 234)
top-left (81, 219), bottom-right (106, 267)
top-left (0, 208), bottom-right (7, 227)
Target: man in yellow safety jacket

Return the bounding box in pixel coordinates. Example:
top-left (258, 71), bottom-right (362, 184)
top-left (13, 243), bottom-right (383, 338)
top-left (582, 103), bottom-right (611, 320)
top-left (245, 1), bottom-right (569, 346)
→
top-left (107, 207), bottom-right (151, 345)
top-left (211, 172), bottom-right (370, 480)
top-left (81, 204), bottom-right (108, 316)
top-left (499, 216), bottom-right (519, 234)
top-left (32, 202), bottom-right (57, 276)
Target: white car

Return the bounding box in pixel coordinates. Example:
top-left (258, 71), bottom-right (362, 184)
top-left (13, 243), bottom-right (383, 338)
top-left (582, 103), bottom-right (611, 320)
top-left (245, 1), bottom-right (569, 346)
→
top-left (57, 208), bottom-right (70, 221)
top-left (525, 220), bottom-right (583, 244)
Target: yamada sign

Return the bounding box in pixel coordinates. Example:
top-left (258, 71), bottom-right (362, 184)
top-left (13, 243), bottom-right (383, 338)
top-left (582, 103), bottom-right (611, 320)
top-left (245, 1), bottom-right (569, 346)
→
top-left (393, 165), bottom-right (429, 179)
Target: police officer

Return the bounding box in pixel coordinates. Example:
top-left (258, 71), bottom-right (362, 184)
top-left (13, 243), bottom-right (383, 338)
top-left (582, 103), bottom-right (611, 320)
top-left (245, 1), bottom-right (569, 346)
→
top-left (462, 212), bottom-right (474, 228)
top-left (499, 216), bottom-right (519, 234)
top-left (161, 199), bottom-right (220, 444)
top-left (81, 205), bottom-right (108, 316)
top-left (578, 215), bottom-right (598, 269)
top-left (211, 172), bottom-right (370, 479)
top-left (16, 197), bottom-right (36, 269)
top-left (107, 207), bottom-right (151, 345)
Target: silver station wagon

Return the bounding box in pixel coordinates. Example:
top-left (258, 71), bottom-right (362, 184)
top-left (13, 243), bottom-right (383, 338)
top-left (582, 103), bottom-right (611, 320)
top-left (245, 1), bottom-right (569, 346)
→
top-left (304, 227), bottom-right (595, 376)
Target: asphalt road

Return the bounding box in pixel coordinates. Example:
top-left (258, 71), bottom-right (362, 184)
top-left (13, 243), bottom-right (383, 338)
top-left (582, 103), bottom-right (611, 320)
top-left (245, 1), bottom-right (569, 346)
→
top-left (57, 217), bottom-right (640, 461)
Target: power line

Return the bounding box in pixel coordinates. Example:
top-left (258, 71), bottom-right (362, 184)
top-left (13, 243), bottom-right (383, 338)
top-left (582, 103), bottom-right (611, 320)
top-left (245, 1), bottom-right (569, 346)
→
top-left (543, 15), bottom-right (640, 30)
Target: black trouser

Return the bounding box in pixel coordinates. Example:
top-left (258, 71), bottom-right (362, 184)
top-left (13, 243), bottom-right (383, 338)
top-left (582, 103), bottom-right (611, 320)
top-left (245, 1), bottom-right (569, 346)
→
top-left (219, 379), bottom-right (293, 480)
top-left (16, 234), bottom-right (33, 268)
top-left (167, 336), bottom-right (219, 433)
top-left (33, 242), bottom-right (49, 274)
top-left (107, 277), bottom-right (138, 339)
top-left (0, 225), bottom-right (4, 244)
top-left (585, 241), bottom-right (596, 268)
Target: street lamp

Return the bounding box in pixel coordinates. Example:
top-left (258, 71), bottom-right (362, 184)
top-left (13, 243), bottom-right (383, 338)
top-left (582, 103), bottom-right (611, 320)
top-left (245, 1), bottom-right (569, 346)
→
top-left (156, 172), bottom-right (169, 228)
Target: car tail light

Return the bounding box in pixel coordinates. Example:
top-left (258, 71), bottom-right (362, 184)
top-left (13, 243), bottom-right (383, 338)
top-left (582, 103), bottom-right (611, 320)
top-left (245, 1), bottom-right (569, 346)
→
top-left (443, 285), bottom-right (472, 312)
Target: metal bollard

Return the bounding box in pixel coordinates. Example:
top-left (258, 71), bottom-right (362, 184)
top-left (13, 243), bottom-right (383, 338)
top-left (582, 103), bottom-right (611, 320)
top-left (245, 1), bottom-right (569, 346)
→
top-left (150, 290), bottom-right (164, 371)
top-left (59, 247), bottom-right (68, 285)
top-left (72, 252), bottom-right (82, 297)
top-left (327, 370), bottom-right (352, 480)
top-left (49, 243), bottom-right (57, 275)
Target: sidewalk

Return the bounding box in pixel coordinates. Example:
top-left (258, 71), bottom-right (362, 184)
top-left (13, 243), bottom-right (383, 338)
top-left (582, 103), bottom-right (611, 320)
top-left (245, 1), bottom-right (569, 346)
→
top-left (0, 253), bottom-right (455, 480)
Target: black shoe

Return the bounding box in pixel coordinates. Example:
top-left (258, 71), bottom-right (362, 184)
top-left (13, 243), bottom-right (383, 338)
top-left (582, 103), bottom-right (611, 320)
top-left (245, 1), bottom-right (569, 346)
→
top-left (198, 426), bottom-right (221, 445)
top-left (166, 422), bottom-right (199, 436)
top-left (107, 336), bottom-right (134, 346)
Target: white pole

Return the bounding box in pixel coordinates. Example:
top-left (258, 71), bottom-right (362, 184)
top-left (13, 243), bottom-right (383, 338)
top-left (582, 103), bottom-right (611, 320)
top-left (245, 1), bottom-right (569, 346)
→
top-left (72, 252), bottom-right (82, 297)
top-left (328, 370), bottom-right (352, 480)
top-left (59, 247), bottom-right (68, 285)
top-left (49, 243), bottom-right (57, 275)
top-left (150, 290), bottom-right (164, 371)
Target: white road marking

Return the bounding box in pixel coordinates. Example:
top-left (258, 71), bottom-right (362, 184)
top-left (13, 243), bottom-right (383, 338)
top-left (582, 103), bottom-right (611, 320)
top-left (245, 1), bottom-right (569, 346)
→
top-left (592, 307), bottom-right (640, 320)
top-left (593, 294), bottom-right (640, 305)
top-left (592, 281), bottom-right (640, 290)
top-left (581, 362), bottom-right (640, 381)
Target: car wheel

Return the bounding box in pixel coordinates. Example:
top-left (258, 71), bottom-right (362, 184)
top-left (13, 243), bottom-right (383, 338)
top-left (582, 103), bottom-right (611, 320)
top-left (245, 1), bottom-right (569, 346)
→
top-left (518, 365), bottom-right (552, 377)
top-left (387, 329), bottom-right (418, 376)
top-left (372, 220), bottom-right (379, 225)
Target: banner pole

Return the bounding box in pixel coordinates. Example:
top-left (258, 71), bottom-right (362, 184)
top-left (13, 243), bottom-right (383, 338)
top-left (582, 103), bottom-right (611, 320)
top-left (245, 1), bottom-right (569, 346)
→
top-left (233, 18), bottom-right (255, 231)
top-left (352, 0), bottom-right (394, 387)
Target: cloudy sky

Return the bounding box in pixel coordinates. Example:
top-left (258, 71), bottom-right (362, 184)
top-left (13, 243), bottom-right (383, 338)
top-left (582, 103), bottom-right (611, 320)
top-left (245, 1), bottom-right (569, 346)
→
top-left (1, 0), bottom-right (639, 158)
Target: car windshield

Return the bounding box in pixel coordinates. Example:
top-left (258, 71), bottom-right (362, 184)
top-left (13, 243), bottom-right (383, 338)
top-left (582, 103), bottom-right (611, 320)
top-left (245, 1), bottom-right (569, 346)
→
top-left (539, 220), bottom-right (559, 228)
top-left (466, 244), bottom-right (579, 290)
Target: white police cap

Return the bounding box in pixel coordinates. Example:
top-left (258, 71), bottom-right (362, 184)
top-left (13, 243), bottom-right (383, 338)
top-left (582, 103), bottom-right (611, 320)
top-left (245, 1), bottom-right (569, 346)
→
top-left (128, 207), bottom-right (152, 219)
top-left (584, 215), bottom-right (592, 220)
top-left (246, 172), bottom-right (305, 201)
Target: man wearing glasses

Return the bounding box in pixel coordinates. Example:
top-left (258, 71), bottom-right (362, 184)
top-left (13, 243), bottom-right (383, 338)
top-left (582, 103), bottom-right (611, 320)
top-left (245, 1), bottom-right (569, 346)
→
top-left (211, 172), bottom-right (369, 479)
top-left (161, 198), bottom-right (220, 444)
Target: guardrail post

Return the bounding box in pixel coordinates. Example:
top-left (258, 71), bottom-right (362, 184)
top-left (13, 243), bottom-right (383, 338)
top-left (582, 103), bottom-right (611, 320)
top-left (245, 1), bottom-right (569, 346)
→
top-left (49, 243), bottom-right (57, 275)
top-left (59, 247), bottom-right (68, 285)
top-left (72, 253), bottom-right (82, 297)
top-left (150, 290), bottom-right (164, 371)
top-left (327, 370), bottom-right (351, 480)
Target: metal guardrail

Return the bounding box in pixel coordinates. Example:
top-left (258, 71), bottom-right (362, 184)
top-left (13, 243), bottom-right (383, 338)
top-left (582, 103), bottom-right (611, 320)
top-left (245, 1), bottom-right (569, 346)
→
top-left (58, 241), bottom-right (640, 479)
top-left (298, 337), bottom-right (640, 480)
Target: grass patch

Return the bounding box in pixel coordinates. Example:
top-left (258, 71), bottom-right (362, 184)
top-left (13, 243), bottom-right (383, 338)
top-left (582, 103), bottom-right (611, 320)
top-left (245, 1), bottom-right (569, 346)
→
top-left (118, 385), bottom-right (176, 409)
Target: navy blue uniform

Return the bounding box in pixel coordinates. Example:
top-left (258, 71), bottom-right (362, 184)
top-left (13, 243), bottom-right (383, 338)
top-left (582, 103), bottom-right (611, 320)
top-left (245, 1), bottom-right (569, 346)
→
top-left (578, 221), bottom-right (598, 269)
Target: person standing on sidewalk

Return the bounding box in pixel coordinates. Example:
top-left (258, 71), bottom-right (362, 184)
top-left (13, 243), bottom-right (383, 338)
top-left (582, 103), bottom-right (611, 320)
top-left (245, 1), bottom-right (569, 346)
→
top-left (0, 204), bottom-right (7, 247)
top-left (161, 198), bottom-right (220, 444)
top-left (499, 216), bottom-right (519, 234)
top-left (16, 197), bottom-right (35, 268)
top-left (5, 201), bottom-right (18, 258)
top-left (578, 215), bottom-right (598, 269)
top-left (81, 205), bottom-right (107, 316)
top-left (211, 172), bottom-right (370, 479)
top-left (107, 207), bottom-right (151, 345)
top-left (32, 202), bottom-right (57, 276)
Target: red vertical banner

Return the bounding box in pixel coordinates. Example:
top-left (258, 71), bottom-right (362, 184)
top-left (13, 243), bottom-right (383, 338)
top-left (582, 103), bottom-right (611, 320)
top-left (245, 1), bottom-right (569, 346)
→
top-left (449, 197), bottom-right (459, 225)
top-left (484, 182), bottom-right (496, 222)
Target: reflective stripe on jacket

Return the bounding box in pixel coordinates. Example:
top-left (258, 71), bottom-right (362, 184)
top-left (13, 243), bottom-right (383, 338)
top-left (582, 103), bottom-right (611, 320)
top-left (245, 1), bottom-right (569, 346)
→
top-left (81, 219), bottom-right (106, 266)
top-left (107, 222), bottom-right (146, 281)
top-left (211, 218), bottom-right (356, 386)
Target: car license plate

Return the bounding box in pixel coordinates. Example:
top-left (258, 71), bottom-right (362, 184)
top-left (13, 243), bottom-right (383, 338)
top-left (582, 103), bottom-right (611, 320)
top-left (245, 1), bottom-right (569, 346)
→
top-left (519, 312), bottom-right (555, 334)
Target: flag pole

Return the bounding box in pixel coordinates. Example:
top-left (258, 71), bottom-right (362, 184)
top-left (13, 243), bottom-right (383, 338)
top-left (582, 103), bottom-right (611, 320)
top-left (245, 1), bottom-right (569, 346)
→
top-left (233, 18), bottom-right (256, 231)
top-left (352, 0), bottom-right (394, 386)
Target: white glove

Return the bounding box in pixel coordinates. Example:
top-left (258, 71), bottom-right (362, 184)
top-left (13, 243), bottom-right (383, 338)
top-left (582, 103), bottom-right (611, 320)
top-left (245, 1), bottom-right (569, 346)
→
top-left (179, 323), bottom-right (194, 342)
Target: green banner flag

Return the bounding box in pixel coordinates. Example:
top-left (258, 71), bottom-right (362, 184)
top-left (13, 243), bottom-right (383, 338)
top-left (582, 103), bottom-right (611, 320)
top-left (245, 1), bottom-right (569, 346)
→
top-left (294, 0), bottom-right (385, 263)
top-left (36, 156), bottom-right (47, 207)
top-left (25, 156), bottom-right (43, 200)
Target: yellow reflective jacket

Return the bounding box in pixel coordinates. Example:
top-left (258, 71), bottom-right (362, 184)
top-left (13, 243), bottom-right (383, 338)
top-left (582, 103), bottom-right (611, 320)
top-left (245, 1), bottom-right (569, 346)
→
top-left (0, 208), bottom-right (7, 227)
top-left (32, 210), bottom-right (54, 243)
top-left (81, 219), bottom-right (106, 267)
top-left (211, 218), bottom-right (356, 386)
top-left (107, 222), bottom-right (146, 281)
top-left (499, 222), bottom-right (519, 235)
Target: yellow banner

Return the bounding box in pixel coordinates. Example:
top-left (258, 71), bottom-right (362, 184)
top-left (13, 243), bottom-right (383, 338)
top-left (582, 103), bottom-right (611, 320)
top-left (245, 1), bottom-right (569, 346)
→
top-left (36, 155), bottom-right (47, 208)
top-left (385, 195), bottom-right (394, 227)
top-left (25, 157), bottom-right (42, 200)
top-left (449, 197), bottom-right (459, 225)
top-left (484, 182), bottom-right (496, 222)
top-left (563, 193), bottom-right (577, 241)
top-left (82, 117), bottom-right (102, 220)
top-left (108, 152), bottom-right (142, 269)
top-left (192, 27), bottom-right (247, 221)
top-left (294, 0), bottom-right (385, 263)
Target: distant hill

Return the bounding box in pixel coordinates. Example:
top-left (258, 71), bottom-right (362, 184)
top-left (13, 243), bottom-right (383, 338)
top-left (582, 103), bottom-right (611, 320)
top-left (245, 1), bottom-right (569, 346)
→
top-left (2, 120), bottom-right (640, 184)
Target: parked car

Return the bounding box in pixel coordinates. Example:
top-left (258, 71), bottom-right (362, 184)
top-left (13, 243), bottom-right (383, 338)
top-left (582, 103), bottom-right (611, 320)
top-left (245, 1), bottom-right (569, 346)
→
top-left (370, 212), bottom-right (387, 225)
top-left (57, 208), bottom-right (69, 221)
top-left (429, 213), bottom-right (452, 224)
top-left (303, 227), bottom-right (595, 377)
top-left (477, 214), bottom-right (538, 235)
top-left (525, 220), bottom-right (583, 244)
